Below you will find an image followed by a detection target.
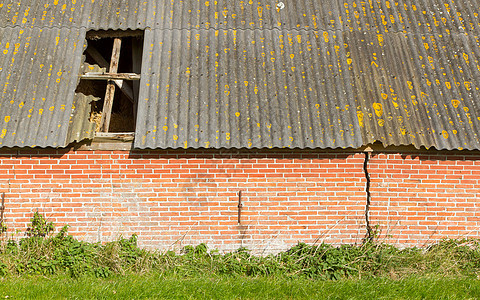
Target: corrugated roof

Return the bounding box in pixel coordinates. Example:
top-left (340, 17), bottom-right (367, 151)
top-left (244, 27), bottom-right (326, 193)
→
top-left (135, 28), bottom-right (362, 149)
top-left (1, 0), bottom-right (480, 150)
top-left (0, 26), bottom-right (87, 148)
top-left (0, 0), bottom-right (339, 31)
top-left (0, 0), bottom-right (150, 30)
top-left (338, 0), bottom-right (480, 35)
top-left (2, 0), bottom-right (478, 33)
top-left (149, 0), bottom-right (340, 31)
top-left (347, 31), bottom-right (480, 150)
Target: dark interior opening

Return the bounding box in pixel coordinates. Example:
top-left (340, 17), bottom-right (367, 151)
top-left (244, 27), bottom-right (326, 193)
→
top-left (75, 30), bottom-right (143, 133)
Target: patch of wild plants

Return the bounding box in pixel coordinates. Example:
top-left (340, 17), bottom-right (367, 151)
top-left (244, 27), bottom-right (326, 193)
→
top-left (2, 213), bottom-right (480, 280)
top-left (0, 212), bottom-right (149, 278)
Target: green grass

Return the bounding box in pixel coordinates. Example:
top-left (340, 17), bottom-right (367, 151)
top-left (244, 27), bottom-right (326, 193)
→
top-left (4, 235), bottom-right (480, 281)
top-left (3, 213), bottom-right (480, 299)
top-left (1, 274), bottom-right (480, 299)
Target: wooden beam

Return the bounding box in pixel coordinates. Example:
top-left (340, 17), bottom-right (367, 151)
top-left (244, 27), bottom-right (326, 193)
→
top-left (86, 29), bottom-right (144, 39)
top-left (95, 132), bottom-right (135, 142)
top-left (85, 46), bottom-right (135, 102)
top-left (74, 132), bottom-right (135, 151)
top-left (86, 46), bottom-right (109, 69)
top-left (99, 38), bottom-right (122, 133)
top-left (81, 73), bottom-right (140, 80)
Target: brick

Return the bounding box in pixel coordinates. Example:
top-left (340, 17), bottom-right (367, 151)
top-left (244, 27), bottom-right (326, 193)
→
top-left (0, 148), bottom-right (478, 253)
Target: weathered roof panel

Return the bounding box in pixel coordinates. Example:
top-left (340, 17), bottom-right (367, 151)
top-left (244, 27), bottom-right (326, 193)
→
top-left (0, 0), bottom-right (339, 31)
top-left (0, 26), bottom-right (86, 148)
top-left (84, 0), bottom-right (152, 31)
top-left (348, 31), bottom-right (480, 150)
top-left (338, 0), bottom-right (480, 35)
top-left (0, 0), bottom-right (151, 30)
top-left (66, 93), bottom-right (98, 145)
top-left (135, 28), bottom-right (363, 149)
top-left (3, 0), bottom-right (479, 33)
top-left (153, 0), bottom-right (340, 30)
top-left (0, 0), bottom-right (88, 29)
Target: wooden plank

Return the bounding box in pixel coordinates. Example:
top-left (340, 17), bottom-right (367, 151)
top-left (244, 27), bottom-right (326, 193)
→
top-left (74, 132), bottom-right (135, 151)
top-left (99, 82), bottom-right (116, 132)
top-left (86, 29), bottom-right (144, 39)
top-left (76, 141), bottom-right (134, 151)
top-left (95, 132), bottom-right (135, 142)
top-left (81, 73), bottom-right (140, 80)
top-left (99, 38), bottom-right (122, 133)
top-left (77, 142), bottom-right (134, 151)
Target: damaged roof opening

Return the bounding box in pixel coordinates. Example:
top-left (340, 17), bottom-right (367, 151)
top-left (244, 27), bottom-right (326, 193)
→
top-left (76, 30), bottom-right (144, 134)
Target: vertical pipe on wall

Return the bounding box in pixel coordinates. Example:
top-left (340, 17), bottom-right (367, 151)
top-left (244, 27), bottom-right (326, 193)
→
top-left (237, 191), bottom-right (243, 224)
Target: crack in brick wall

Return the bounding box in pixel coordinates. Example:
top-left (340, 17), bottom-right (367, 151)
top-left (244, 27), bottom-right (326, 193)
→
top-left (363, 151), bottom-right (373, 243)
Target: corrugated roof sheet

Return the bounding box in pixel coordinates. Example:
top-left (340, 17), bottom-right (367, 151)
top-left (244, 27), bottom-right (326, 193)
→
top-left (66, 93), bottom-right (98, 145)
top-left (338, 0), bottom-right (480, 35)
top-left (2, 0), bottom-right (478, 33)
top-left (0, 0), bottom-right (150, 30)
top-left (150, 0), bottom-right (340, 31)
top-left (1, 0), bottom-right (480, 150)
top-left (347, 31), bottom-right (480, 150)
top-left (135, 28), bottom-right (362, 149)
top-left (0, 26), bottom-right (87, 148)
top-left (0, 0), bottom-right (339, 31)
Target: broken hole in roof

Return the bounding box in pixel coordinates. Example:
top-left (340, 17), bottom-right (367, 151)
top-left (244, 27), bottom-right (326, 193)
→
top-left (76, 29), bottom-right (144, 134)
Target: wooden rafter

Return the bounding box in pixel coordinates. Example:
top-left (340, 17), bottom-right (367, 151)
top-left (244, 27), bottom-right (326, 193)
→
top-left (86, 29), bottom-right (144, 39)
top-left (99, 38), bottom-right (122, 133)
top-left (81, 73), bottom-right (140, 80)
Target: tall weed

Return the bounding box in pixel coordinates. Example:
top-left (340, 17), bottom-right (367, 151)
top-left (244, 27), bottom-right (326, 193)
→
top-left (1, 213), bottom-right (480, 280)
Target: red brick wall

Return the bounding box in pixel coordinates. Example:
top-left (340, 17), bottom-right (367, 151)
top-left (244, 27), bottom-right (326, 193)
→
top-left (368, 152), bottom-right (480, 246)
top-left (0, 148), bottom-right (479, 253)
